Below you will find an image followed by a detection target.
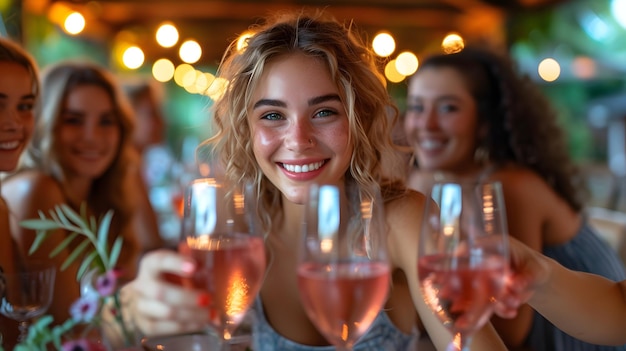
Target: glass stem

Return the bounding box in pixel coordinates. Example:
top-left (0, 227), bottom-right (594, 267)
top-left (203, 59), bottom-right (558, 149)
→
top-left (446, 333), bottom-right (473, 351)
top-left (459, 333), bottom-right (472, 351)
top-left (18, 320), bottom-right (29, 342)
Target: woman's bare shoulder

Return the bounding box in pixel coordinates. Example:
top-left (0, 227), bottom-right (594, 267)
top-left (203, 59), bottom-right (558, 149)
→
top-left (386, 188), bottom-right (427, 214)
top-left (2, 171), bottom-right (65, 214)
top-left (384, 189), bottom-right (427, 265)
top-left (492, 166), bottom-right (559, 202)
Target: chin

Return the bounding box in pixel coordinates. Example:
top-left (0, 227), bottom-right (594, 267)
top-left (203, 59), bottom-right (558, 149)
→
top-left (282, 189), bottom-right (308, 205)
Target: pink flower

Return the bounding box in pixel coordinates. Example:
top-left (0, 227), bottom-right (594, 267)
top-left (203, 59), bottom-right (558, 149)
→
top-left (70, 293), bottom-right (100, 323)
top-left (61, 339), bottom-right (106, 351)
top-left (96, 270), bottom-right (120, 297)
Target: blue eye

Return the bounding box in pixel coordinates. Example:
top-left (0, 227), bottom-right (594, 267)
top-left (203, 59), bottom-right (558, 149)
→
top-left (315, 109), bottom-right (336, 118)
top-left (261, 112), bottom-right (282, 121)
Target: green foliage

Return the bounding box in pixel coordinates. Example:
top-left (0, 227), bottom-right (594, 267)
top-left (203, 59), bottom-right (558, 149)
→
top-left (0, 204), bottom-right (131, 351)
top-left (21, 203), bottom-right (122, 281)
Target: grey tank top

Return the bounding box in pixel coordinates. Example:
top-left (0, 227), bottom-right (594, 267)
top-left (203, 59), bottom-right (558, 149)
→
top-left (249, 297), bottom-right (419, 351)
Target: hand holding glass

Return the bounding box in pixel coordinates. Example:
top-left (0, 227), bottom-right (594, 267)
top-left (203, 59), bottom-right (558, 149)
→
top-left (418, 181), bottom-right (509, 351)
top-left (179, 178), bottom-right (266, 350)
top-left (297, 183), bottom-right (390, 351)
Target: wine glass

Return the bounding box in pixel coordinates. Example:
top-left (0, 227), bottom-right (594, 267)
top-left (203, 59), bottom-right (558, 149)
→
top-left (179, 177), bottom-right (266, 351)
top-left (297, 182), bottom-right (390, 351)
top-left (0, 262), bottom-right (56, 342)
top-left (418, 180), bottom-right (509, 351)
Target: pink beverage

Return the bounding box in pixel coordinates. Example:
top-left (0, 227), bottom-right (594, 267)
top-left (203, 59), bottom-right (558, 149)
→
top-left (297, 261), bottom-right (390, 348)
top-left (180, 233), bottom-right (266, 338)
top-left (418, 254), bottom-right (507, 334)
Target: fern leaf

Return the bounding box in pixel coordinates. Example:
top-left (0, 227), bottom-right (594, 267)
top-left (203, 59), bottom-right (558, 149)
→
top-left (97, 210), bottom-right (114, 253)
top-left (20, 219), bottom-right (60, 231)
top-left (77, 251), bottom-right (98, 281)
top-left (29, 231), bottom-right (49, 255)
top-left (109, 236), bottom-right (124, 269)
top-left (49, 232), bottom-right (79, 257)
top-left (60, 239), bottom-right (90, 271)
top-left (54, 206), bottom-right (71, 227)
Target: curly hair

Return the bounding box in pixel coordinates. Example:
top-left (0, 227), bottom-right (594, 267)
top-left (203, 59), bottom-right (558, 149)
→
top-left (205, 11), bottom-right (407, 231)
top-left (17, 61), bottom-right (137, 227)
top-left (417, 47), bottom-right (585, 210)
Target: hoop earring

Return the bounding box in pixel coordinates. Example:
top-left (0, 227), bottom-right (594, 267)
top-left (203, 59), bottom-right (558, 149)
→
top-left (474, 146), bottom-right (489, 165)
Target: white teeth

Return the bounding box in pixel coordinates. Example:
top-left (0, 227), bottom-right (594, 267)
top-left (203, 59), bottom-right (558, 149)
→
top-left (283, 161), bottom-right (324, 173)
top-left (0, 141), bottom-right (20, 150)
top-left (419, 139), bottom-right (444, 151)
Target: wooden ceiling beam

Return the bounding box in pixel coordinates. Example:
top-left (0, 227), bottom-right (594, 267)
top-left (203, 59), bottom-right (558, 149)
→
top-left (61, 1), bottom-right (464, 30)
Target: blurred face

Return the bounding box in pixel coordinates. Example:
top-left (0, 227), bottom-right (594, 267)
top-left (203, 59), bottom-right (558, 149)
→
top-left (404, 67), bottom-right (481, 174)
top-left (56, 84), bottom-right (121, 181)
top-left (132, 91), bottom-right (164, 152)
top-left (0, 62), bottom-right (35, 171)
top-left (248, 53), bottom-right (353, 204)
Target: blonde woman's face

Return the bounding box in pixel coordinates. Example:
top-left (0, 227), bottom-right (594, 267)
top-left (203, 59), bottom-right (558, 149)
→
top-left (248, 53), bottom-right (353, 205)
top-left (0, 62), bottom-right (35, 171)
top-left (56, 84), bottom-right (121, 181)
top-left (404, 67), bottom-right (480, 174)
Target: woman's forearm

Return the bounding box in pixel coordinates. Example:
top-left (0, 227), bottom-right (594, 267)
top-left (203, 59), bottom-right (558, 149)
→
top-left (529, 257), bottom-right (626, 345)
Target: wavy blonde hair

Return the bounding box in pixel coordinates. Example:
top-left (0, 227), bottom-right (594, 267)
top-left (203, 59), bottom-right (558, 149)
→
top-left (204, 11), bottom-right (407, 231)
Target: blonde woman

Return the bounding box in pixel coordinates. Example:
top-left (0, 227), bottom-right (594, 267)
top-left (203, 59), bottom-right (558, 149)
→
top-left (124, 12), bottom-right (508, 351)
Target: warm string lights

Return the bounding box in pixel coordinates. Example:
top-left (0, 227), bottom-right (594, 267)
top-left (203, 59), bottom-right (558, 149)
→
top-left (50, 2), bottom-right (617, 95)
top-left (374, 31), bottom-right (464, 83)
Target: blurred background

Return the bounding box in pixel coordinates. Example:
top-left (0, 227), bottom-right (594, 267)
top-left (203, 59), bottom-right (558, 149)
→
top-left (2, 0), bottom-right (626, 212)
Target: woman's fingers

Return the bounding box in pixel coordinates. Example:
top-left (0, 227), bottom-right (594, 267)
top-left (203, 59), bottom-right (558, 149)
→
top-left (134, 316), bottom-right (206, 337)
top-left (137, 250), bottom-right (195, 279)
top-left (123, 250), bottom-right (210, 336)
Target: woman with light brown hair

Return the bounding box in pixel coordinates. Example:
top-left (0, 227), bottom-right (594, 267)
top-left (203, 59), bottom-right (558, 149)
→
top-left (2, 61), bottom-right (155, 323)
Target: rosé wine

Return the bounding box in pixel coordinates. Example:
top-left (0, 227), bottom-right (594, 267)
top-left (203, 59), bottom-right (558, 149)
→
top-left (179, 233), bottom-right (266, 338)
top-left (297, 261), bottom-right (390, 348)
top-left (418, 253), bottom-right (507, 334)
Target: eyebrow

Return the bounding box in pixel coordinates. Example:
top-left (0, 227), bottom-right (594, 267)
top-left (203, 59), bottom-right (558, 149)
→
top-left (60, 109), bottom-right (85, 117)
top-left (252, 93), bottom-right (341, 110)
top-left (0, 93), bottom-right (36, 100)
top-left (408, 94), bottom-right (463, 102)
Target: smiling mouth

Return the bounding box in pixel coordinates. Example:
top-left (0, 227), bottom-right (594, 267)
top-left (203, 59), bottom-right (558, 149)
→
top-left (281, 160), bottom-right (326, 173)
top-left (0, 141), bottom-right (20, 150)
top-left (419, 139), bottom-right (445, 151)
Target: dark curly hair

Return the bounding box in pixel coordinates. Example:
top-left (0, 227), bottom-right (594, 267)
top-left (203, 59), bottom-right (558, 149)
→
top-left (418, 47), bottom-right (585, 211)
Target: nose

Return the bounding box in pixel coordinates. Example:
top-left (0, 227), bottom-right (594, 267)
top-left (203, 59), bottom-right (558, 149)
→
top-left (0, 108), bottom-right (23, 132)
top-left (81, 120), bottom-right (100, 140)
top-left (407, 107), bottom-right (438, 131)
top-left (284, 118), bottom-right (315, 150)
